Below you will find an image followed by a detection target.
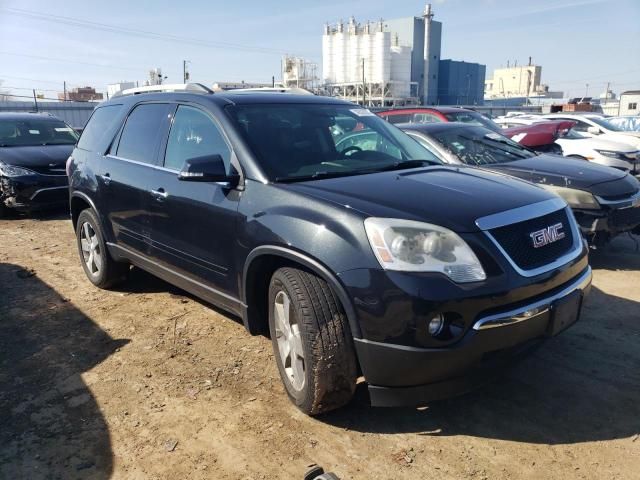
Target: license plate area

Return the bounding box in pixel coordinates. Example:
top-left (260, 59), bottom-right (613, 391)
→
top-left (547, 290), bottom-right (582, 337)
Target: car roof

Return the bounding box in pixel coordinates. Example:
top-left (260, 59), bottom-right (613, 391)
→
top-left (379, 106), bottom-right (474, 114)
top-left (100, 91), bottom-right (356, 108)
top-left (398, 121), bottom-right (480, 133)
top-left (0, 112), bottom-right (64, 121)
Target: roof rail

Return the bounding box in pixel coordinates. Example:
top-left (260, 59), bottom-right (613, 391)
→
top-left (113, 83), bottom-right (213, 97)
top-left (225, 87), bottom-right (314, 96)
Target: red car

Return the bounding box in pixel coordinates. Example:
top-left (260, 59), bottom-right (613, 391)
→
top-left (377, 107), bottom-right (575, 154)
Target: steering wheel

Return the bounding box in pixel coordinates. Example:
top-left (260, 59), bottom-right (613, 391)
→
top-left (339, 145), bottom-right (363, 158)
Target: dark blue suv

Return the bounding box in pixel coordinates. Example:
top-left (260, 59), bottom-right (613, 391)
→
top-left (68, 85), bottom-right (592, 414)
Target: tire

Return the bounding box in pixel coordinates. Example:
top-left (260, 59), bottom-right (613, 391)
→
top-left (76, 208), bottom-right (129, 288)
top-left (268, 267), bottom-right (357, 415)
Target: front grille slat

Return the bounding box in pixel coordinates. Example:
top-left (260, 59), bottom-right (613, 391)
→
top-left (610, 207), bottom-right (640, 230)
top-left (489, 208), bottom-right (574, 271)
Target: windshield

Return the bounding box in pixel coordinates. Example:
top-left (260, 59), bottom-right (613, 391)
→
top-left (0, 118), bottom-right (79, 147)
top-left (588, 116), bottom-right (624, 132)
top-left (443, 111), bottom-right (502, 133)
top-left (226, 103), bottom-right (441, 181)
top-left (430, 125), bottom-right (537, 165)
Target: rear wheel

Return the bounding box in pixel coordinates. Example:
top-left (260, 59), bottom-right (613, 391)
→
top-left (268, 267), bottom-right (357, 415)
top-left (76, 209), bottom-right (129, 288)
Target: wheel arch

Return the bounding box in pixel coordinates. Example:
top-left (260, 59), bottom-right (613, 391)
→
top-left (241, 246), bottom-right (361, 339)
top-left (70, 192), bottom-right (99, 229)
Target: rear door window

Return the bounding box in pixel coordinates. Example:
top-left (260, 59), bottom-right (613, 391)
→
top-left (164, 105), bottom-right (231, 172)
top-left (116, 103), bottom-right (171, 165)
top-left (77, 105), bottom-right (123, 152)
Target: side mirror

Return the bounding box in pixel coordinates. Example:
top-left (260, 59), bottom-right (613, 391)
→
top-left (178, 154), bottom-right (238, 186)
top-left (587, 126), bottom-right (601, 135)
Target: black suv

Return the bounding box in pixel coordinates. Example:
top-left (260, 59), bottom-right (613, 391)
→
top-left (68, 85), bottom-right (592, 415)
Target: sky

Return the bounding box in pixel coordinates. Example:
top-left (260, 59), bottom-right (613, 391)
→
top-left (0, 0), bottom-right (639, 101)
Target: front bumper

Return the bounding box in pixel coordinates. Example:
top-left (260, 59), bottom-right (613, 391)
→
top-left (353, 266), bottom-right (592, 407)
top-left (573, 193), bottom-right (640, 237)
top-left (0, 174), bottom-right (68, 211)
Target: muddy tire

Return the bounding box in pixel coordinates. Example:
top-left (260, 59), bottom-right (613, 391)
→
top-left (268, 267), bottom-right (358, 415)
top-left (76, 209), bottom-right (129, 288)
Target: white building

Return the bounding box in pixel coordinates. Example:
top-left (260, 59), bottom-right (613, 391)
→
top-left (322, 5), bottom-right (440, 106)
top-left (619, 90), bottom-right (640, 116)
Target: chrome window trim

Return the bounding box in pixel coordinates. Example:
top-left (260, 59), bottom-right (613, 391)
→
top-left (473, 266), bottom-right (592, 330)
top-left (105, 154), bottom-right (177, 174)
top-left (476, 199), bottom-right (583, 278)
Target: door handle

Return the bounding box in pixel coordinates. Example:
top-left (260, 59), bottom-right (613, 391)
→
top-left (151, 188), bottom-right (169, 200)
top-left (99, 173), bottom-right (111, 185)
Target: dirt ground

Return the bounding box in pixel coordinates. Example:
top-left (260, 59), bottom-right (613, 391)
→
top-left (1, 210), bottom-right (639, 480)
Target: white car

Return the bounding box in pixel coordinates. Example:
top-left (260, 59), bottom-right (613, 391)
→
top-left (543, 113), bottom-right (640, 149)
top-left (495, 115), bottom-right (639, 172)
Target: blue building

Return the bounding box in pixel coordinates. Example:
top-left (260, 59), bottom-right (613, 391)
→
top-left (438, 60), bottom-right (486, 106)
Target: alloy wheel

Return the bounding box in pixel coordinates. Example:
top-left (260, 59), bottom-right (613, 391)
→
top-left (80, 221), bottom-right (102, 276)
top-left (273, 290), bottom-right (306, 391)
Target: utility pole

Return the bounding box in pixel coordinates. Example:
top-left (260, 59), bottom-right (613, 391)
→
top-left (362, 58), bottom-right (365, 106)
top-left (63, 81), bottom-right (67, 101)
top-left (183, 60), bottom-right (190, 83)
top-left (32, 89), bottom-right (38, 111)
top-left (585, 83), bottom-right (589, 98)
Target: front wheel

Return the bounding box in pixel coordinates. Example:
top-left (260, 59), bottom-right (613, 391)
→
top-left (76, 209), bottom-right (129, 288)
top-left (268, 267), bottom-right (357, 415)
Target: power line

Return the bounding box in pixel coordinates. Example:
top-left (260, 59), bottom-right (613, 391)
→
top-left (0, 51), bottom-right (140, 72)
top-left (1, 7), bottom-right (311, 57)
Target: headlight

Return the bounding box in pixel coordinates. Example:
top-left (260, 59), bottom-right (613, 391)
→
top-left (541, 185), bottom-right (600, 210)
top-left (364, 218), bottom-right (487, 283)
top-left (0, 162), bottom-right (36, 177)
top-left (595, 149), bottom-right (626, 160)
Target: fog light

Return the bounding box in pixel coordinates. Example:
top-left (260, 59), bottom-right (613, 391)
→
top-left (428, 314), bottom-right (445, 336)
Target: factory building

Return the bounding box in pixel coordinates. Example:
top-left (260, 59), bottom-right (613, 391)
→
top-left (438, 60), bottom-right (486, 105)
top-left (484, 63), bottom-right (542, 99)
top-left (322, 4), bottom-right (441, 106)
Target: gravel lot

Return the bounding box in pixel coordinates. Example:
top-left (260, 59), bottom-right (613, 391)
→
top-left (1, 210), bottom-right (639, 480)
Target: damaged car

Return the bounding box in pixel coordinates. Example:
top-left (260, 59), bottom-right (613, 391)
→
top-left (402, 122), bottom-right (640, 247)
top-left (0, 112), bottom-right (78, 217)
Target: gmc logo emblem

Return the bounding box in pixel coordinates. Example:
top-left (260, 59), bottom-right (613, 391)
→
top-left (530, 223), bottom-right (565, 248)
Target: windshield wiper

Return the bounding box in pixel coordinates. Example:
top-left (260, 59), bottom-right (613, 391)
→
top-left (275, 170), bottom-right (364, 183)
top-left (371, 159), bottom-right (440, 172)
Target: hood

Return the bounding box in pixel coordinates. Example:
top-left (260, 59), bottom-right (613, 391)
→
top-left (0, 144), bottom-right (73, 172)
top-left (284, 166), bottom-right (555, 233)
top-left (485, 155), bottom-right (639, 198)
top-left (600, 132), bottom-right (640, 149)
top-left (556, 135), bottom-right (638, 152)
top-left (482, 154), bottom-right (627, 190)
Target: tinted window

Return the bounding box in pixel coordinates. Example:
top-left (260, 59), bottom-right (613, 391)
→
top-left (0, 118), bottom-right (78, 147)
top-left (77, 105), bottom-right (122, 151)
top-left (385, 113), bottom-right (412, 124)
top-left (164, 106), bottom-right (231, 171)
top-left (226, 104), bottom-right (437, 181)
top-left (412, 113), bottom-right (442, 124)
top-left (443, 111), bottom-right (502, 133)
top-left (116, 103), bottom-right (170, 164)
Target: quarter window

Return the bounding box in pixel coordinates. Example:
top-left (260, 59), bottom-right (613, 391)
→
top-left (116, 103), bottom-right (171, 164)
top-left (78, 105), bottom-right (122, 152)
top-left (164, 106), bottom-right (231, 172)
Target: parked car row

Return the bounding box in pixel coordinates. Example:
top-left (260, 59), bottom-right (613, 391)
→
top-left (1, 86), bottom-right (637, 416)
top-left (377, 106), bottom-right (574, 154)
top-left (493, 113), bottom-right (640, 173)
